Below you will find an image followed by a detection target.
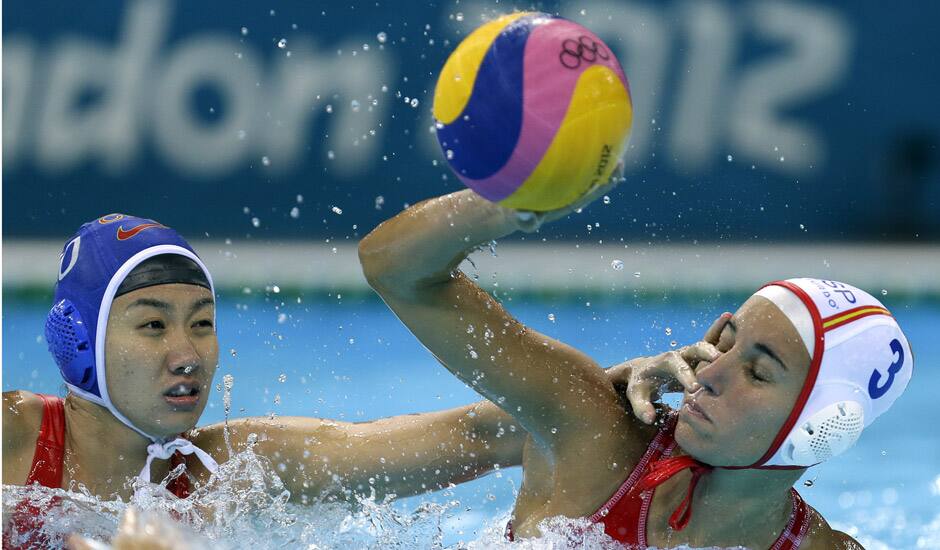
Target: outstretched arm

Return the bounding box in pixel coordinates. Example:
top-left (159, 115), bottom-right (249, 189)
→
top-left (194, 399), bottom-right (524, 503)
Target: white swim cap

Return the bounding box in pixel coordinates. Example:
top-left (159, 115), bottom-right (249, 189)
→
top-left (747, 278), bottom-right (913, 468)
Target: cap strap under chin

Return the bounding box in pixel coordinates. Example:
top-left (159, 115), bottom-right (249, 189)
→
top-left (139, 437), bottom-right (220, 485)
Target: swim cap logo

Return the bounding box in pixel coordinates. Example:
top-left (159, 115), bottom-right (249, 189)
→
top-left (116, 222), bottom-right (166, 240)
top-left (58, 236), bottom-right (81, 281)
top-left (868, 338), bottom-right (904, 399)
top-left (98, 213), bottom-right (125, 224)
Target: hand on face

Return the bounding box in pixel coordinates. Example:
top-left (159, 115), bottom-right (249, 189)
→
top-left (676, 297), bottom-right (812, 466)
top-left (607, 312), bottom-right (730, 424)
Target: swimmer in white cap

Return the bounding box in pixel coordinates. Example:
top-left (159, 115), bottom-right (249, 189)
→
top-left (360, 186), bottom-right (912, 549)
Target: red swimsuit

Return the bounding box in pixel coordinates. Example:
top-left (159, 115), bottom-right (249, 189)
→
top-left (509, 414), bottom-right (812, 548)
top-left (4, 394), bottom-right (190, 549)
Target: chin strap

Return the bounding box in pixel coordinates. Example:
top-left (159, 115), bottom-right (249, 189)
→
top-left (139, 437), bottom-right (220, 485)
top-left (635, 455), bottom-right (713, 531)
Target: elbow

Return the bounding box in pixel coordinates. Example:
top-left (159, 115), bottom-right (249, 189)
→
top-left (358, 229), bottom-right (406, 295)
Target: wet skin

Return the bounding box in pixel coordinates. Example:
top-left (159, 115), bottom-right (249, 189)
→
top-left (675, 295), bottom-right (812, 467)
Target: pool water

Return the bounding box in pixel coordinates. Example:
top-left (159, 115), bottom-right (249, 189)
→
top-left (3, 292), bottom-right (939, 548)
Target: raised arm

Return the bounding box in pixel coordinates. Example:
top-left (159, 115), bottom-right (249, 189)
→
top-left (194, 399), bottom-right (525, 503)
top-left (357, 190), bottom-right (632, 455)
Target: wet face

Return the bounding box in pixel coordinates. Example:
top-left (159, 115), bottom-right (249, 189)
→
top-left (104, 284), bottom-right (218, 438)
top-left (675, 296), bottom-right (812, 466)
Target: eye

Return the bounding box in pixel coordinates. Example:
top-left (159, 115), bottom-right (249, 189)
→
top-left (748, 365), bottom-right (769, 383)
top-left (140, 320), bottom-right (165, 330)
top-left (192, 319), bottom-right (214, 330)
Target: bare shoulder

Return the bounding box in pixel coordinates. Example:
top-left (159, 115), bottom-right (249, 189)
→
top-left (801, 506), bottom-right (864, 549)
top-left (2, 390), bottom-right (46, 484)
top-left (2, 390), bottom-right (45, 448)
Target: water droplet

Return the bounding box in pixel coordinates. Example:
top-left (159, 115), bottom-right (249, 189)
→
top-left (251, 217), bottom-right (260, 228)
top-left (633, 271), bottom-right (642, 278)
top-left (665, 327), bottom-right (673, 336)
top-left (456, 12), bottom-right (464, 21)
top-left (350, 99), bottom-right (360, 112)
top-left (727, 154), bottom-right (733, 162)
top-left (603, 195), bottom-right (611, 205)
top-left (611, 259), bottom-right (624, 271)
top-left (377, 32), bottom-right (387, 43)
top-left (325, 104), bottom-right (333, 114)
top-left (331, 206), bottom-right (343, 215)
top-left (374, 196), bottom-right (385, 210)
top-left (548, 313), bottom-right (556, 322)
top-left (277, 38), bottom-right (287, 49)
top-left (237, 129), bottom-right (247, 140)
top-left (327, 150), bottom-right (335, 160)
top-left (466, 324), bottom-right (475, 334)
top-left (277, 313), bottom-right (288, 324)
top-left (550, 427), bottom-right (558, 434)
top-left (410, 98), bottom-right (419, 107)
top-left (241, 27), bottom-right (249, 36)
top-left (278, 373), bottom-right (287, 383)
top-left (881, 289), bottom-right (888, 296)
top-left (296, 194), bottom-right (304, 204)
top-left (261, 156), bottom-right (271, 166)
top-left (445, 149), bottom-right (454, 160)
top-left (670, 340), bottom-right (678, 348)
top-left (290, 207), bottom-right (300, 219)
top-left (804, 479), bottom-right (815, 487)
top-left (229, 348), bottom-right (237, 357)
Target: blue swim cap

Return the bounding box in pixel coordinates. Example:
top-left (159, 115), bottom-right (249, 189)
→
top-left (44, 214), bottom-right (215, 440)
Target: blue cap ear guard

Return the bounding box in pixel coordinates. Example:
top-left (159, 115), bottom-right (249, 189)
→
top-left (45, 299), bottom-right (98, 394)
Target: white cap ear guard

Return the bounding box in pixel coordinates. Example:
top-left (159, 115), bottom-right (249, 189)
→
top-left (749, 278), bottom-right (913, 468)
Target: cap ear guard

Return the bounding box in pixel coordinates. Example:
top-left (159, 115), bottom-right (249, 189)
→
top-left (784, 400), bottom-right (865, 465)
top-left (45, 299), bottom-right (98, 394)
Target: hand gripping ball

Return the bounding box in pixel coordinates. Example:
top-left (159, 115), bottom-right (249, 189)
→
top-left (433, 12), bottom-right (633, 212)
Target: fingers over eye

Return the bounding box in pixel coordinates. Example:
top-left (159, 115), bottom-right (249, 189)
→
top-left (703, 312), bottom-right (732, 344)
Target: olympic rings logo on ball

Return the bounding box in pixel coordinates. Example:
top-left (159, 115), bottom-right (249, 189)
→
top-left (559, 35), bottom-right (610, 69)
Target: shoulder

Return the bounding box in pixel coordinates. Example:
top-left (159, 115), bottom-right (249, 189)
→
top-left (3, 390), bottom-right (45, 449)
top-left (2, 390), bottom-right (46, 484)
top-left (799, 504), bottom-right (863, 549)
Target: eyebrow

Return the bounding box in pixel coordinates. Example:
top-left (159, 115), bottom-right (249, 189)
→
top-left (726, 320), bottom-right (788, 372)
top-left (126, 296), bottom-right (214, 316)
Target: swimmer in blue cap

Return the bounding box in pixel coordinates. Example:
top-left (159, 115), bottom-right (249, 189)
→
top-left (2, 214), bottom-right (523, 507)
top-left (360, 186), bottom-right (912, 549)
top-left (2, 213), bottom-right (649, 536)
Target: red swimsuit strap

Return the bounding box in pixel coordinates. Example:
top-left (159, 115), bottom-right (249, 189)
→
top-left (25, 394), bottom-right (66, 489)
top-left (23, 394), bottom-right (191, 498)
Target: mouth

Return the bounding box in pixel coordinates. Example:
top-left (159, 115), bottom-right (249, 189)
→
top-left (163, 381), bottom-right (201, 410)
top-left (681, 397), bottom-right (712, 423)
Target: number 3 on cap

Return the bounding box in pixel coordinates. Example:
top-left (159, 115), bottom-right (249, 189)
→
top-left (868, 339), bottom-right (903, 399)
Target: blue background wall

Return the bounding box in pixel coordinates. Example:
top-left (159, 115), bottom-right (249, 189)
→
top-left (4, 0), bottom-right (938, 241)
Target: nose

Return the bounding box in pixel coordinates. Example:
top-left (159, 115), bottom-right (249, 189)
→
top-left (165, 329), bottom-right (201, 376)
top-left (693, 353), bottom-right (729, 396)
